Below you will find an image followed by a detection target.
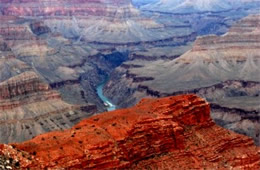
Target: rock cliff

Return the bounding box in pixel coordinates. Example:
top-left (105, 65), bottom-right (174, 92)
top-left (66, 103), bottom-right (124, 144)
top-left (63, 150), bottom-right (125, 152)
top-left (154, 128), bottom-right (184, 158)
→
top-left (0, 95), bottom-right (259, 169)
top-left (0, 71), bottom-right (97, 143)
top-left (0, 71), bottom-right (55, 101)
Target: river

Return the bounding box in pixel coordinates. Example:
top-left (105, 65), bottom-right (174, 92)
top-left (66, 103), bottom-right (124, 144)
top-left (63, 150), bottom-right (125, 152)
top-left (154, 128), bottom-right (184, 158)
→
top-left (96, 79), bottom-right (116, 111)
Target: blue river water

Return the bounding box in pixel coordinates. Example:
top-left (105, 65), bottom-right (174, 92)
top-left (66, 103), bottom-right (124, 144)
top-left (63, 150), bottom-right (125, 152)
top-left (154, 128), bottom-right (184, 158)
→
top-left (96, 80), bottom-right (116, 111)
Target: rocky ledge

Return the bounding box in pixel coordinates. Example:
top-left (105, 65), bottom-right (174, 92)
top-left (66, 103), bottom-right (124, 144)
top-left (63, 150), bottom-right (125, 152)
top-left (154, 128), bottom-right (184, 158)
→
top-left (0, 95), bottom-right (259, 169)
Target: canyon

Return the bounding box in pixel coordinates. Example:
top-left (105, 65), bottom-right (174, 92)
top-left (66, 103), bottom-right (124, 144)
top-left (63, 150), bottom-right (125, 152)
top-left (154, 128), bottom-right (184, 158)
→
top-left (104, 14), bottom-right (260, 145)
top-left (0, 95), bottom-right (259, 169)
top-left (0, 0), bottom-right (260, 159)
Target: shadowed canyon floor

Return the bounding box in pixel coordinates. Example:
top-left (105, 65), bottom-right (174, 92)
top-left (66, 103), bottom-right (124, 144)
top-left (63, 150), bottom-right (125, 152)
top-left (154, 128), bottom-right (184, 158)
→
top-left (0, 95), bottom-right (259, 169)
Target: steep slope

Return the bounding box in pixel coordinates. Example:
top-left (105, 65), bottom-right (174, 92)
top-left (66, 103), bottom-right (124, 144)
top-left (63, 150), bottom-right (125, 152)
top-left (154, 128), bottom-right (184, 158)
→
top-left (0, 71), bottom-right (96, 143)
top-left (0, 95), bottom-right (259, 169)
top-left (104, 14), bottom-right (260, 145)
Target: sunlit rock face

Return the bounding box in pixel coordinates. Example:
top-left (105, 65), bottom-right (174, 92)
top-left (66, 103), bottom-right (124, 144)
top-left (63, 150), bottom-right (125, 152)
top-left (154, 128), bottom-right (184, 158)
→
top-left (0, 95), bottom-right (259, 169)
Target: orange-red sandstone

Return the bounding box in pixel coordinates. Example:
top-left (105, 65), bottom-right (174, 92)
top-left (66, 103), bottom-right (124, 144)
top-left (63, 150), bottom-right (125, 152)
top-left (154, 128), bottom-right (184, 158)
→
top-left (0, 94), bottom-right (259, 169)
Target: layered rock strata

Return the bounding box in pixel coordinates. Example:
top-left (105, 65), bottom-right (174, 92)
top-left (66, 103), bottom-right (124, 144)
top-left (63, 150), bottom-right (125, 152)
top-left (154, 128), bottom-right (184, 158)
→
top-left (0, 0), bottom-right (195, 45)
top-left (0, 71), bottom-right (96, 143)
top-left (0, 95), bottom-right (259, 169)
top-left (104, 14), bottom-right (260, 145)
top-left (0, 0), bottom-right (138, 17)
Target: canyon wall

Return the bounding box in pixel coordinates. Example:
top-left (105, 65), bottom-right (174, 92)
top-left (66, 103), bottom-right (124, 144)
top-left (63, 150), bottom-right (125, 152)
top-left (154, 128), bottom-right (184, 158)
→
top-left (0, 0), bottom-right (137, 17)
top-left (0, 71), bottom-right (97, 143)
top-left (104, 14), bottom-right (260, 145)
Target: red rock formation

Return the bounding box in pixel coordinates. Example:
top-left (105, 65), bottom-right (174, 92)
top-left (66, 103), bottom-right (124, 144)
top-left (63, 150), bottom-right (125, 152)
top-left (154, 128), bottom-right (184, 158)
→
top-left (1, 95), bottom-right (259, 169)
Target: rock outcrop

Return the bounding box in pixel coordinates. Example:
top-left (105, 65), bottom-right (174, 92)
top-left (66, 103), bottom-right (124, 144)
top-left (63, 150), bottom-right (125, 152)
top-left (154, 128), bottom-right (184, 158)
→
top-left (0, 71), bottom-right (97, 143)
top-left (0, 95), bottom-right (259, 169)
